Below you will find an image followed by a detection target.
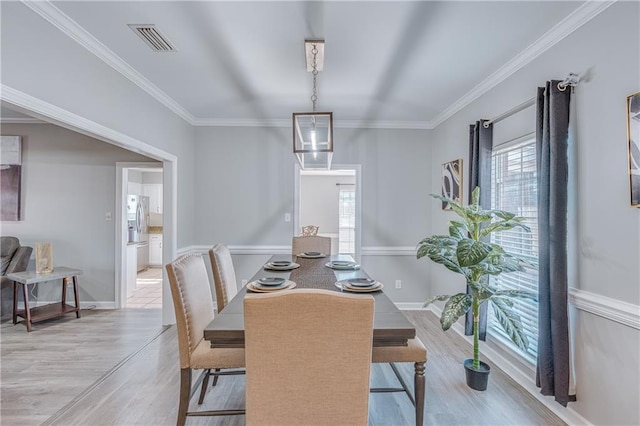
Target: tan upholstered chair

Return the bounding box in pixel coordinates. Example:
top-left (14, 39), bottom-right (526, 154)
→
top-left (372, 338), bottom-right (428, 425)
top-left (244, 289), bottom-right (374, 426)
top-left (291, 235), bottom-right (331, 255)
top-left (208, 244), bottom-right (238, 314)
top-left (166, 253), bottom-right (245, 425)
top-left (300, 225), bottom-right (319, 236)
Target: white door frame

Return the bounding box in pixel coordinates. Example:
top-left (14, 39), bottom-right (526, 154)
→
top-left (2, 88), bottom-right (178, 325)
top-left (115, 163), bottom-right (162, 306)
top-left (293, 164), bottom-right (362, 263)
top-left (116, 160), bottom-right (177, 325)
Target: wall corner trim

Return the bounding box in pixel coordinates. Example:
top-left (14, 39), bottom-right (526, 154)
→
top-left (569, 288), bottom-right (640, 330)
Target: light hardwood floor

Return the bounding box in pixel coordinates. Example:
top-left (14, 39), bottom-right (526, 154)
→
top-left (1, 308), bottom-right (565, 425)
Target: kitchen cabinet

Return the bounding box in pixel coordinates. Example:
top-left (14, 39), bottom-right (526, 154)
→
top-left (149, 234), bottom-right (162, 266)
top-left (143, 184), bottom-right (163, 214)
top-left (128, 182), bottom-right (142, 197)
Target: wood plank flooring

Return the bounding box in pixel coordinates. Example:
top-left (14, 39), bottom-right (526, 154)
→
top-left (1, 308), bottom-right (565, 425)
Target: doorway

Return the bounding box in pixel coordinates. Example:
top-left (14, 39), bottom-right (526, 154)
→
top-left (294, 165), bottom-right (362, 262)
top-left (117, 164), bottom-right (164, 311)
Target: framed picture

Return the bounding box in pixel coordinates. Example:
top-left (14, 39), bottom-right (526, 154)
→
top-left (628, 91), bottom-right (640, 207)
top-left (1, 136), bottom-right (22, 221)
top-left (441, 159), bottom-right (462, 210)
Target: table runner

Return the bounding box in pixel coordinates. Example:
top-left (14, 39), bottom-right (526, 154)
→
top-left (288, 257), bottom-right (338, 290)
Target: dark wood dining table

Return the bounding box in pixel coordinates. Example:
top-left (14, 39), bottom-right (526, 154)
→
top-left (204, 254), bottom-right (416, 347)
top-left (203, 254), bottom-right (423, 424)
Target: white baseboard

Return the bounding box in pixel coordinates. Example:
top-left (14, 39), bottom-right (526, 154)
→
top-left (395, 302), bottom-right (424, 310)
top-left (81, 301), bottom-right (116, 309)
top-left (24, 301), bottom-right (116, 309)
top-left (426, 305), bottom-right (592, 426)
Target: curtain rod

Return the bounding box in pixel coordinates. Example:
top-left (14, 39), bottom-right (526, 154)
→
top-left (483, 73), bottom-right (580, 128)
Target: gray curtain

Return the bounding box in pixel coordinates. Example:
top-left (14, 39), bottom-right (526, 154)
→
top-left (465, 120), bottom-right (493, 339)
top-left (535, 81), bottom-right (576, 406)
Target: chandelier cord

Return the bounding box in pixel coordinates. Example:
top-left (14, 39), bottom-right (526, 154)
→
top-left (311, 44), bottom-right (318, 112)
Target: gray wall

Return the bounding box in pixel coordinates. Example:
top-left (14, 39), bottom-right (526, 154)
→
top-left (194, 126), bottom-right (432, 303)
top-left (300, 174), bottom-right (355, 235)
top-left (429, 3), bottom-right (639, 424)
top-left (1, 123), bottom-right (156, 303)
top-left (1, 2), bottom-right (196, 249)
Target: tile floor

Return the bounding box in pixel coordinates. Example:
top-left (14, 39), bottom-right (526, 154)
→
top-left (126, 267), bottom-right (162, 308)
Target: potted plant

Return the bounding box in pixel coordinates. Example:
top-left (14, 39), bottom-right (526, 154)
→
top-left (417, 187), bottom-right (536, 391)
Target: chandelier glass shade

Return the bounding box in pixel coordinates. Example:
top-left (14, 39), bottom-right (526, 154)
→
top-left (293, 111), bottom-right (333, 169)
top-left (293, 40), bottom-right (333, 169)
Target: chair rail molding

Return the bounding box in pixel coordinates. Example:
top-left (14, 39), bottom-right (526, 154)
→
top-left (568, 288), bottom-right (640, 330)
top-left (179, 245), bottom-right (417, 257)
top-left (179, 245), bottom-right (291, 256)
top-left (361, 246), bottom-right (416, 256)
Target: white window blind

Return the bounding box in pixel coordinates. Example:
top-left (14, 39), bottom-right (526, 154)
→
top-left (489, 139), bottom-right (539, 362)
top-left (338, 188), bottom-right (355, 255)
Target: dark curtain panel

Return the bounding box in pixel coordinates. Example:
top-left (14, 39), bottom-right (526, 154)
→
top-left (535, 81), bottom-right (576, 406)
top-left (465, 120), bottom-right (493, 340)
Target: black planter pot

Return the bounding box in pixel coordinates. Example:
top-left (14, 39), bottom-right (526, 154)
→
top-left (463, 359), bottom-right (491, 391)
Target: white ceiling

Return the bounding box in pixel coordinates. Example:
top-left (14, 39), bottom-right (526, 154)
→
top-left (5, 1), bottom-right (588, 128)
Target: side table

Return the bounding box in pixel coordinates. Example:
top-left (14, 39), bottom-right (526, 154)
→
top-left (8, 267), bottom-right (82, 332)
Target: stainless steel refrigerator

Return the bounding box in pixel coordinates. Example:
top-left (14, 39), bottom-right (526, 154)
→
top-left (127, 194), bottom-right (150, 272)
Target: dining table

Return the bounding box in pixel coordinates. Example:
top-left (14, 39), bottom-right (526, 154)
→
top-left (203, 254), bottom-right (423, 423)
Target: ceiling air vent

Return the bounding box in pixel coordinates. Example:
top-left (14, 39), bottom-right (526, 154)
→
top-left (128, 24), bottom-right (176, 52)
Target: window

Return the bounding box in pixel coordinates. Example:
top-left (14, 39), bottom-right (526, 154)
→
top-left (338, 187), bottom-right (355, 255)
top-left (489, 138), bottom-right (539, 362)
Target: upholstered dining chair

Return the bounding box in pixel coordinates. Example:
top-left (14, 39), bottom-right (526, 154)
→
top-left (371, 338), bottom-right (428, 425)
top-left (208, 243), bottom-right (238, 314)
top-left (291, 235), bottom-right (331, 256)
top-left (204, 243), bottom-right (244, 402)
top-left (166, 253), bottom-right (245, 425)
top-left (244, 289), bottom-right (374, 426)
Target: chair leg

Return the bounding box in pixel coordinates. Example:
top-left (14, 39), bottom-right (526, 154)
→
top-left (178, 368), bottom-right (191, 426)
top-left (198, 369), bottom-right (211, 404)
top-left (414, 361), bottom-right (426, 426)
top-left (211, 368), bottom-right (221, 387)
top-left (389, 363), bottom-right (415, 406)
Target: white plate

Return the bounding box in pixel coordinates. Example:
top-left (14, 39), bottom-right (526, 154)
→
top-left (264, 262), bottom-right (300, 271)
top-left (348, 278), bottom-right (376, 287)
top-left (334, 281), bottom-right (383, 293)
top-left (296, 252), bottom-right (327, 259)
top-left (247, 280), bottom-right (297, 293)
top-left (325, 262), bottom-right (361, 270)
top-left (257, 277), bottom-right (286, 286)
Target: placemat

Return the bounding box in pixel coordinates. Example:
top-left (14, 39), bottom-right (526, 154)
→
top-left (288, 257), bottom-right (338, 290)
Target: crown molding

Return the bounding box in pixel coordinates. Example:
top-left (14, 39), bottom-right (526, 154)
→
top-left (20, 0), bottom-right (615, 131)
top-left (0, 117), bottom-right (46, 124)
top-left (1, 84), bottom-right (176, 162)
top-left (192, 117), bottom-right (432, 130)
top-left (429, 0), bottom-right (617, 128)
top-left (21, 0), bottom-right (196, 125)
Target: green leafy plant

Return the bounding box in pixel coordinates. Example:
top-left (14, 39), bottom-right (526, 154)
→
top-left (418, 187), bottom-right (536, 370)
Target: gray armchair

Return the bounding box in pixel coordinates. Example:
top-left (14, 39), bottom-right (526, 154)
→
top-left (1, 237), bottom-right (33, 319)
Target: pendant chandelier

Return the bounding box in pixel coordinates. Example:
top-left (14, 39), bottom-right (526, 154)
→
top-left (293, 39), bottom-right (333, 170)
